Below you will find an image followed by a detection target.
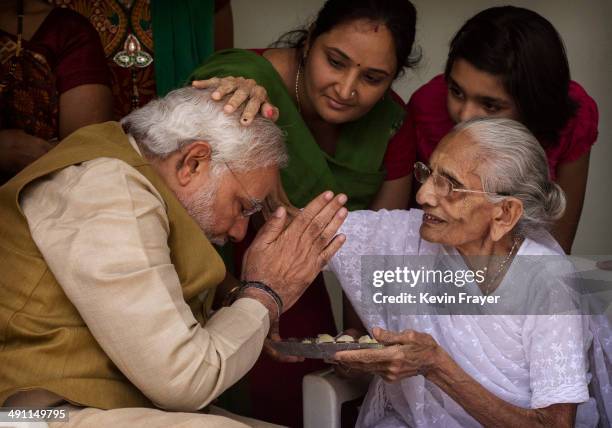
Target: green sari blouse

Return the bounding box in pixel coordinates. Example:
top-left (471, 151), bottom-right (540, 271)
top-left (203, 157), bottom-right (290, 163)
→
top-left (191, 48), bottom-right (405, 210)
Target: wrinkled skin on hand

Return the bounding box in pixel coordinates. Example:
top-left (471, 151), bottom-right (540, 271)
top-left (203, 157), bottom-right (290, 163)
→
top-left (334, 327), bottom-right (441, 382)
top-left (242, 191), bottom-right (347, 315)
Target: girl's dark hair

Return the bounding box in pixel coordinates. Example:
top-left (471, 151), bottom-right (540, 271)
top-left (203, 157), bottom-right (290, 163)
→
top-left (444, 6), bottom-right (578, 143)
top-left (272, 0), bottom-right (419, 78)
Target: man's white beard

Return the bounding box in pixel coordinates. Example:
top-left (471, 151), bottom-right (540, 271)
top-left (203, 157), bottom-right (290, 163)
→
top-left (178, 176), bottom-right (227, 246)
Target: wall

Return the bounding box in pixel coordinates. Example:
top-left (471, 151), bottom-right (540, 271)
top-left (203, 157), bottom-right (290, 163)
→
top-left (232, 0), bottom-right (612, 255)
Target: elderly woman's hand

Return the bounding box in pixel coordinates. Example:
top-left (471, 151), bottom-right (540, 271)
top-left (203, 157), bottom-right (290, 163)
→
top-left (333, 327), bottom-right (442, 382)
top-left (192, 76), bottom-right (279, 125)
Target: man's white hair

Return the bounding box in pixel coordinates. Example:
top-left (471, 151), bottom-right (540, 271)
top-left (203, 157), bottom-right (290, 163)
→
top-left (121, 87), bottom-right (288, 173)
top-left (454, 117), bottom-right (566, 235)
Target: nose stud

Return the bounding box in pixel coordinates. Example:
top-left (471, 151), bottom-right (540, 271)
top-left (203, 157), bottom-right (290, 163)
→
top-left (350, 90), bottom-right (356, 97)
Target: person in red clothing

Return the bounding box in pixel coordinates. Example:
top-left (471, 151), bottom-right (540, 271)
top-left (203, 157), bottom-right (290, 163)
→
top-left (406, 6), bottom-right (598, 254)
top-left (0, 0), bottom-right (113, 183)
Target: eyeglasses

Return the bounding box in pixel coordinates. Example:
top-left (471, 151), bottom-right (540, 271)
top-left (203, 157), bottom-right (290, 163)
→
top-left (225, 163), bottom-right (264, 218)
top-left (413, 161), bottom-right (505, 198)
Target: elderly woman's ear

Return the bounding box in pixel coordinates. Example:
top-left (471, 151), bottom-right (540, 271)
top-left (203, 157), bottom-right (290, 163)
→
top-left (490, 198), bottom-right (523, 242)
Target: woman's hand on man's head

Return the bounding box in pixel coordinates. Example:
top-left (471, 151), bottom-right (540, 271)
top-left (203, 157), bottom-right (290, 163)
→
top-left (192, 76), bottom-right (279, 125)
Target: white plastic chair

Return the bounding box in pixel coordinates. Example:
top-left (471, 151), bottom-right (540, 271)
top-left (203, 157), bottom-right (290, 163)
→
top-left (302, 368), bottom-right (370, 428)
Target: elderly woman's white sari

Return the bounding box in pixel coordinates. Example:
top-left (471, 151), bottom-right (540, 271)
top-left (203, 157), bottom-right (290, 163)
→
top-left (328, 209), bottom-right (611, 427)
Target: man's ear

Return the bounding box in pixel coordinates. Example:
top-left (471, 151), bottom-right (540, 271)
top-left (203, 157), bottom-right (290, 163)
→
top-left (176, 141), bottom-right (212, 187)
top-left (490, 197), bottom-right (523, 242)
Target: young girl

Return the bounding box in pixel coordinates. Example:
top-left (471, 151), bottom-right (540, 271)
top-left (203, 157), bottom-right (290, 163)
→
top-left (406, 6), bottom-right (598, 254)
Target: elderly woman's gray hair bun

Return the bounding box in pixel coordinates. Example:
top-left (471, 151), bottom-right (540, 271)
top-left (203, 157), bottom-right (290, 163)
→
top-left (542, 181), bottom-right (566, 221)
top-left (453, 118), bottom-right (567, 235)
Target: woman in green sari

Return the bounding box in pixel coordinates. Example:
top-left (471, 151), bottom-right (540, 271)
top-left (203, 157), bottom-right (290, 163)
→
top-left (191, 0), bottom-right (419, 425)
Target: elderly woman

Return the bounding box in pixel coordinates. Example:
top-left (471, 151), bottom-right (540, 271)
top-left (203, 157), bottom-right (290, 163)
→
top-left (327, 118), bottom-right (602, 427)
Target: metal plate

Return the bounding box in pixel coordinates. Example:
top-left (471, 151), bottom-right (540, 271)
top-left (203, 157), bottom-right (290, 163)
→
top-left (269, 340), bottom-right (384, 359)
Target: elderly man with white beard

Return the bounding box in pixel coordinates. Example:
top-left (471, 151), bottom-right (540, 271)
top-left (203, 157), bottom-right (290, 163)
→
top-left (0, 87), bottom-right (347, 427)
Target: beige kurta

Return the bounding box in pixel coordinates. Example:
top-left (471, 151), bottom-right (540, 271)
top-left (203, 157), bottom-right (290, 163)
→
top-left (16, 143), bottom-right (270, 411)
top-left (0, 123), bottom-right (282, 426)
